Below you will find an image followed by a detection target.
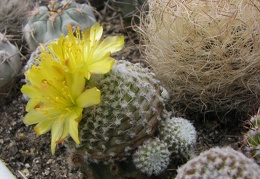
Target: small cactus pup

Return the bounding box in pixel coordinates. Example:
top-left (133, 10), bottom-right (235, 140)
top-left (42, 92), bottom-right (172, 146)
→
top-left (65, 60), bottom-right (167, 163)
top-left (133, 137), bottom-right (171, 176)
top-left (21, 23), bottom-right (125, 154)
top-left (244, 107), bottom-right (260, 162)
top-left (176, 147), bottom-right (260, 179)
top-left (0, 33), bottom-right (21, 95)
top-left (23, 0), bottom-right (96, 50)
top-left (159, 117), bottom-right (197, 159)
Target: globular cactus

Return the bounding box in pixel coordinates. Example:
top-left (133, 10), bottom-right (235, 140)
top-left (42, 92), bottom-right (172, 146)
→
top-left (0, 33), bottom-right (21, 95)
top-left (244, 107), bottom-right (260, 161)
top-left (65, 60), bottom-right (167, 163)
top-left (159, 117), bottom-right (197, 158)
top-left (176, 147), bottom-right (260, 179)
top-left (23, 0), bottom-right (96, 50)
top-left (0, 0), bottom-right (33, 44)
top-left (133, 137), bottom-right (171, 176)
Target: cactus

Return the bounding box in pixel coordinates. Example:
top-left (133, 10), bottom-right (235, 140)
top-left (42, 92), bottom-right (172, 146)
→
top-left (159, 117), bottom-right (197, 159)
top-left (133, 137), bottom-right (171, 176)
top-left (176, 147), bottom-right (260, 179)
top-left (0, 33), bottom-right (21, 94)
top-left (23, 0), bottom-right (96, 50)
top-left (244, 107), bottom-right (260, 161)
top-left (65, 60), bottom-right (167, 163)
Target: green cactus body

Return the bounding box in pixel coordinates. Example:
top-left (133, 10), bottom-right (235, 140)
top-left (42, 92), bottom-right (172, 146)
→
top-left (23, 0), bottom-right (96, 50)
top-left (245, 107), bottom-right (260, 160)
top-left (159, 117), bottom-right (197, 158)
top-left (176, 147), bottom-right (260, 179)
top-left (65, 60), bottom-right (166, 163)
top-left (0, 33), bottom-right (21, 94)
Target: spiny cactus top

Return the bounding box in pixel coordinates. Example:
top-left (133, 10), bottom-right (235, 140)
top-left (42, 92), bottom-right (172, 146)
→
top-left (0, 33), bottom-right (21, 93)
top-left (23, 0), bottom-right (96, 50)
top-left (65, 60), bottom-right (167, 163)
top-left (21, 23), bottom-right (124, 154)
top-left (133, 137), bottom-right (171, 176)
top-left (159, 117), bottom-right (197, 157)
top-left (176, 147), bottom-right (260, 179)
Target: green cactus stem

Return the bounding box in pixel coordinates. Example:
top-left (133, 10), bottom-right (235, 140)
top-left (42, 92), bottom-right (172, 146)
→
top-left (65, 60), bottom-right (167, 163)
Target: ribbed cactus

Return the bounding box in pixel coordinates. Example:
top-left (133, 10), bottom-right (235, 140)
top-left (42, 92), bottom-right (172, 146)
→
top-left (65, 60), bottom-right (167, 163)
top-left (0, 33), bottom-right (21, 94)
top-left (159, 117), bottom-right (197, 158)
top-left (244, 107), bottom-right (260, 161)
top-left (176, 147), bottom-right (260, 179)
top-left (23, 0), bottom-right (96, 50)
top-left (133, 137), bottom-right (171, 176)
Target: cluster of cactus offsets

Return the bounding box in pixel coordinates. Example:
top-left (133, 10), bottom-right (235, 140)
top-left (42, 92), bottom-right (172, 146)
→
top-left (176, 147), bottom-right (260, 179)
top-left (244, 107), bottom-right (260, 161)
top-left (159, 117), bottom-right (197, 158)
top-left (133, 138), bottom-right (171, 176)
top-left (23, 0), bottom-right (96, 50)
top-left (0, 33), bottom-right (21, 94)
top-left (65, 60), bottom-right (167, 163)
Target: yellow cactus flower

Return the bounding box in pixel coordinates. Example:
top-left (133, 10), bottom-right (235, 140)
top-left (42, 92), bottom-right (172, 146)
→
top-left (21, 57), bottom-right (101, 154)
top-left (44, 22), bottom-right (124, 79)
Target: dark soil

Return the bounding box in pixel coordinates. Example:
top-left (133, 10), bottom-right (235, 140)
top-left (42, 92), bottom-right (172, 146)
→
top-left (0, 1), bottom-right (253, 179)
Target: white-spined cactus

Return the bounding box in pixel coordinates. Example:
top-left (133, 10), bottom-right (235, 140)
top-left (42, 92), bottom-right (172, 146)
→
top-left (133, 137), bottom-right (171, 176)
top-left (0, 33), bottom-right (21, 94)
top-left (159, 117), bottom-right (197, 158)
top-left (65, 60), bottom-right (167, 163)
top-left (176, 147), bottom-right (260, 179)
top-left (23, 0), bottom-right (96, 50)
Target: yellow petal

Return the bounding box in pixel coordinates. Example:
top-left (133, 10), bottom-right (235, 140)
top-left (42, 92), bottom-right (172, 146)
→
top-left (89, 57), bottom-right (115, 75)
top-left (95, 36), bottom-right (124, 56)
top-left (23, 110), bottom-right (46, 125)
top-left (69, 118), bottom-right (80, 144)
top-left (34, 119), bottom-right (54, 135)
top-left (51, 120), bottom-right (64, 154)
top-left (89, 23), bottom-right (103, 44)
top-left (21, 85), bottom-right (40, 99)
top-left (76, 87), bottom-right (101, 108)
top-left (66, 73), bottom-right (85, 99)
top-left (25, 99), bottom-right (41, 112)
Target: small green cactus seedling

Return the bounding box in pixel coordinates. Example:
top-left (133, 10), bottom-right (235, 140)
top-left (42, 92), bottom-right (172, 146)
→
top-left (133, 137), bottom-right (171, 176)
top-left (65, 60), bottom-right (167, 163)
top-left (176, 147), bottom-right (260, 179)
top-left (159, 117), bottom-right (197, 158)
top-left (23, 0), bottom-right (96, 50)
top-left (244, 107), bottom-right (260, 161)
top-left (0, 33), bottom-right (21, 94)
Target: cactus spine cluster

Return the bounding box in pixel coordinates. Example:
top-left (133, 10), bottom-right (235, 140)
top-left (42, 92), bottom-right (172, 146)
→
top-left (65, 60), bottom-right (166, 163)
top-left (176, 147), bottom-right (260, 179)
top-left (23, 0), bottom-right (96, 50)
top-left (0, 33), bottom-right (21, 94)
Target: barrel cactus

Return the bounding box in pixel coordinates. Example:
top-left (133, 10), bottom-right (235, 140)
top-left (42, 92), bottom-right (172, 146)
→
top-left (23, 0), bottom-right (96, 50)
top-left (65, 60), bottom-right (167, 163)
top-left (0, 33), bottom-right (21, 94)
top-left (176, 147), bottom-right (260, 179)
